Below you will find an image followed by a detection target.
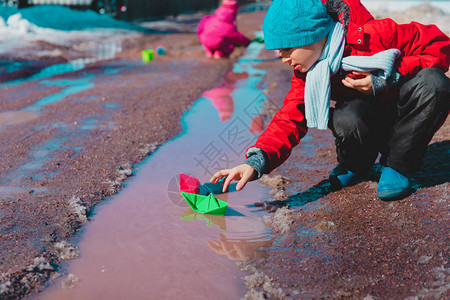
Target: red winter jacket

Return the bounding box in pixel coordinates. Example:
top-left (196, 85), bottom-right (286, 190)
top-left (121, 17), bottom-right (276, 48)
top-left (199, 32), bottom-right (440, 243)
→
top-left (248, 0), bottom-right (450, 174)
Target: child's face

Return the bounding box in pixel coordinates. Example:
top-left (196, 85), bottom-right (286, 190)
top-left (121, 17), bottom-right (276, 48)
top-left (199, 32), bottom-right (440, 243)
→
top-left (279, 36), bottom-right (327, 73)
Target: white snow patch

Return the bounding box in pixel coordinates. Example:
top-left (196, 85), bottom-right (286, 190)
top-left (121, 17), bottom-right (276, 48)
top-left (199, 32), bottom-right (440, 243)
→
top-left (0, 273), bottom-right (12, 294)
top-left (263, 206), bottom-right (296, 235)
top-left (26, 256), bottom-right (54, 272)
top-left (61, 273), bottom-right (79, 289)
top-left (68, 196), bottom-right (88, 224)
top-left (54, 241), bottom-right (80, 261)
top-left (0, 5), bottom-right (139, 57)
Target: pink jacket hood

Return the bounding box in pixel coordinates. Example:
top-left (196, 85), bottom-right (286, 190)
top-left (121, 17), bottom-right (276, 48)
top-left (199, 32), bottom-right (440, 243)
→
top-left (215, 6), bottom-right (237, 22)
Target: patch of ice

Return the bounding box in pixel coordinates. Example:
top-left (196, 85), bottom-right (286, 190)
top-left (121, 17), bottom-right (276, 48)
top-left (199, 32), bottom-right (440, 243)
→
top-left (26, 256), bottom-right (54, 272)
top-left (259, 174), bottom-right (289, 189)
top-left (414, 267), bottom-right (450, 298)
top-left (314, 220), bottom-right (336, 232)
top-left (61, 273), bottom-right (79, 289)
top-left (0, 273), bottom-right (12, 294)
top-left (5, 13), bottom-right (39, 34)
top-left (263, 206), bottom-right (295, 234)
top-left (243, 270), bottom-right (287, 300)
top-left (116, 163), bottom-right (133, 181)
top-left (54, 241), bottom-right (79, 261)
top-left (68, 196), bottom-right (88, 224)
top-left (364, 3), bottom-right (450, 34)
top-left (139, 142), bottom-right (160, 156)
top-left (417, 255), bottom-right (433, 264)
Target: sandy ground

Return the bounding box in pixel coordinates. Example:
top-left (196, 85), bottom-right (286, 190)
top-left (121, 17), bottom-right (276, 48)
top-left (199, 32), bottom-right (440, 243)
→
top-left (0, 6), bottom-right (449, 300)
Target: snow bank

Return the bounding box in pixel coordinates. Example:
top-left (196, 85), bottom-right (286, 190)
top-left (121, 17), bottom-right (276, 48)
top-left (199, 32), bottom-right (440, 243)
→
top-left (379, 3), bottom-right (450, 34)
top-left (0, 5), bottom-right (138, 31)
top-left (1, 13), bottom-right (39, 34)
top-left (0, 5), bottom-right (142, 56)
top-left (362, 0), bottom-right (450, 14)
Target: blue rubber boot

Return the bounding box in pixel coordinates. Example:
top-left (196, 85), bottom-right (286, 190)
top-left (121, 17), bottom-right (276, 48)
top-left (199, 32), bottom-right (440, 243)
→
top-left (377, 167), bottom-right (411, 200)
top-left (329, 164), bottom-right (358, 190)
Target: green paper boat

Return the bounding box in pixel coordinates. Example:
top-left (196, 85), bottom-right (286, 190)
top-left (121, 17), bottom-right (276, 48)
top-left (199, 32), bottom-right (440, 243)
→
top-left (181, 192), bottom-right (228, 215)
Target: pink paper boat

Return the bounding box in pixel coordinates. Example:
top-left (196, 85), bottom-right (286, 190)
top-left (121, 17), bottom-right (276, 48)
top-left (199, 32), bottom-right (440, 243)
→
top-left (179, 173), bottom-right (200, 194)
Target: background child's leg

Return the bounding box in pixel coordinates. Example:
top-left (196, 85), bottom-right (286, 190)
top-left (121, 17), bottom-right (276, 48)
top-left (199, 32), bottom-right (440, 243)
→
top-left (204, 46), bottom-right (214, 58)
top-left (329, 98), bottom-right (395, 174)
top-left (214, 43), bottom-right (234, 59)
top-left (387, 68), bottom-right (450, 175)
top-left (213, 50), bottom-right (226, 59)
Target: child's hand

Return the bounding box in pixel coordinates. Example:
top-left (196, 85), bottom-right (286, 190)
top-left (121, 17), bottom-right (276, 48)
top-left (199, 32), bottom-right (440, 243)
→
top-left (342, 71), bottom-right (373, 95)
top-left (210, 164), bottom-right (256, 193)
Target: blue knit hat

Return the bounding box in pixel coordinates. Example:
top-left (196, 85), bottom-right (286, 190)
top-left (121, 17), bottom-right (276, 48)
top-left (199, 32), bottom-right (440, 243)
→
top-left (262, 0), bottom-right (334, 50)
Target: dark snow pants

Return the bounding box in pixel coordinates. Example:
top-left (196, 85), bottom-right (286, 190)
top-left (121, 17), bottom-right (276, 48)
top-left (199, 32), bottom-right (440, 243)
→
top-left (329, 68), bottom-right (450, 175)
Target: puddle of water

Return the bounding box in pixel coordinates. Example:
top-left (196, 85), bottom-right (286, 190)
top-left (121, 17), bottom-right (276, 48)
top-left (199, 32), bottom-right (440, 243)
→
top-left (0, 186), bottom-right (26, 194)
top-left (6, 137), bottom-right (67, 184)
top-left (0, 110), bottom-right (40, 126)
top-left (26, 78), bottom-right (95, 113)
top-left (2, 58), bottom-right (96, 88)
top-left (0, 62), bottom-right (130, 128)
top-left (37, 39), bottom-right (275, 299)
top-left (0, 59), bottom-right (35, 74)
top-left (0, 186), bottom-right (48, 194)
top-left (0, 76), bottom-right (95, 129)
top-left (1, 41), bottom-right (122, 88)
top-left (104, 103), bottom-right (118, 109)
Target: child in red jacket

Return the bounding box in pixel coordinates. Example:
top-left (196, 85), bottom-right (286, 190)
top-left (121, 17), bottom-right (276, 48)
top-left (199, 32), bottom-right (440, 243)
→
top-left (210, 0), bottom-right (450, 200)
top-left (197, 0), bottom-right (251, 59)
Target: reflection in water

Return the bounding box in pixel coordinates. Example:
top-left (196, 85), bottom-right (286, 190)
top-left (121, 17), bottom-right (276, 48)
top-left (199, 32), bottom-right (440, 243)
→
top-left (208, 233), bottom-right (274, 261)
top-left (203, 70), bottom-right (249, 122)
top-left (249, 114), bottom-right (265, 133)
top-left (180, 209), bottom-right (227, 230)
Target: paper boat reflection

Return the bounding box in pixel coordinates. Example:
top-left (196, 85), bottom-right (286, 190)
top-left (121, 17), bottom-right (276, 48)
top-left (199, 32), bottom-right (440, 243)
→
top-left (180, 209), bottom-right (227, 230)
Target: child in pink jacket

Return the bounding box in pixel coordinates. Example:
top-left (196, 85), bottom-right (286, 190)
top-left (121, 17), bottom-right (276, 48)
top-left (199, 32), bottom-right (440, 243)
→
top-left (197, 0), bottom-right (251, 59)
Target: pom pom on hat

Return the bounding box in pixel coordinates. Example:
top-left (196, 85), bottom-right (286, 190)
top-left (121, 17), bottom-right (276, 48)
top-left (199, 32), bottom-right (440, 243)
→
top-left (222, 0), bottom-right (239, 9)
top-left (262, 0), bottom-right (334, 50)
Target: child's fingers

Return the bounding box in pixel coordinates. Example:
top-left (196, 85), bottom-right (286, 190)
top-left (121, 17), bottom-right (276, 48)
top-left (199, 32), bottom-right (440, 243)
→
top-left (210, 169), bottom-right (229, 183)
top-left (342, 78), bottom-right (354, 89)
top-left (342, 77), bottom-right (372, 94)
top-left (236, 170), bottom-right (253, 191)
top-left (222, 171), bottom-right (237, 193)
top-left (350, 77), bottom-right (373, 94)
top-left (236, 178), bottom-right (247, 191)
top-left (207, 240), bottom-right (221, 251)
top-left (352, 77), bottom-right (371, 87)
